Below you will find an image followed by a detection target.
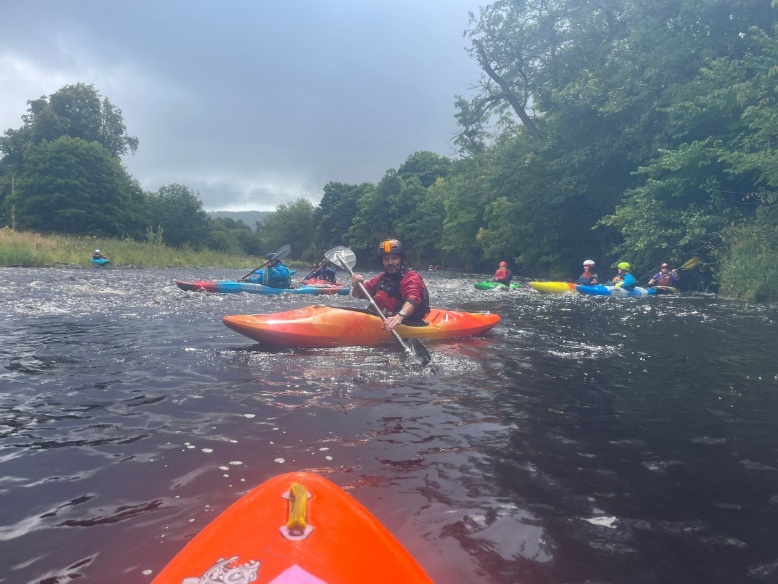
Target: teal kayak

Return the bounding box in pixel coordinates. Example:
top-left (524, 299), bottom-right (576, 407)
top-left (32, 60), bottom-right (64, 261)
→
top-left (176, 279), bottom-right (350, 295)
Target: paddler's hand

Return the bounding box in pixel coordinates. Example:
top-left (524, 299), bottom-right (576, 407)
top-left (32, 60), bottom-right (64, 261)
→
top-left (351, 273), bottom-right (364, 286)
top-left (383, 314), bottom-right (404, 332)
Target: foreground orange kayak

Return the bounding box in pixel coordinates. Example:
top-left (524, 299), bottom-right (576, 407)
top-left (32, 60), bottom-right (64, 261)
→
top-left (223, 305), bottom-right (501, 347)
top-left (153, 472), bottom-right (432, 584)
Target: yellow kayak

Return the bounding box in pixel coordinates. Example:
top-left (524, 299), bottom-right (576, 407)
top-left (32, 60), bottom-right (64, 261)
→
top-left (529, 281), bottom-right (577, 294)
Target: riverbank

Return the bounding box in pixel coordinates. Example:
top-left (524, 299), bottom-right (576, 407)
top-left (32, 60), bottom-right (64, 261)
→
top-left (0, 228), bottom-right (305, 269)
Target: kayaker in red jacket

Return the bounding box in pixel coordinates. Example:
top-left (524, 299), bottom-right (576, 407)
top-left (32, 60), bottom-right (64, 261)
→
top-left (351, 239), bottom-right (430, 332)
top-left (492, 261), bottom-right (512, 285)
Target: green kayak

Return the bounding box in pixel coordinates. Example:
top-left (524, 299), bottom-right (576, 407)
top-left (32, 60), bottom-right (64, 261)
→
top-left (474, 281), bottom-right (520, 290)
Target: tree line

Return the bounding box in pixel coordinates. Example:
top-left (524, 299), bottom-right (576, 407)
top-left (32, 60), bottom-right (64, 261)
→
top-left (1, 0), bottom-right (777, 300)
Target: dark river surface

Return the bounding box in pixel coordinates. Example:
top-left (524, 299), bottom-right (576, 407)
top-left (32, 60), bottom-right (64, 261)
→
top-left (1, 267), bottom-right (777, 584)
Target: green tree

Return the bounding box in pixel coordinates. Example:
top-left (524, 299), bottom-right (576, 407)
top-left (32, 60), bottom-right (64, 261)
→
top-left (147, 184), bottom-right (211, 249)
top-left (314, 181), bottom-right (371, 252)
top-left (397, 151), bottom-right (452, 188)
top-left (206, 217), bottom-right (255, 254)
top-left (0, 83), bottom-right (138, 166)
top-left (10, 136), bottom-right (146, 237)
top-left (261, 198), bottom-right (317, 259)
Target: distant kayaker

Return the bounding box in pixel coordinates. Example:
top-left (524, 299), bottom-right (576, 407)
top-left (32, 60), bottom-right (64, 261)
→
top-left (304, 259), bottom-right (337, 283)
top-left (492, 261), bottom-right (512, 285)
top-left (91, 249), bottom-right (107, 260)
top-left (263, 253), bottom-right (291, 288)
top-left (351, 238), bottom-right (430, 332)
top-left (648, 263), bottom-right (679, 287)
top-left (612, 262), bottom-right (636, 291)
top-left (576, 260), bottom-right (599, 285)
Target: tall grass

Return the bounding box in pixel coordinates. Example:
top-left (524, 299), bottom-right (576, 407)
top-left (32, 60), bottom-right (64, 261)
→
top-left (0, 228), bottom-right (269, 269)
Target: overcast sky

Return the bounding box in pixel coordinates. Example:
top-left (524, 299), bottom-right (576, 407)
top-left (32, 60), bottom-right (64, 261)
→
top-left (0, 1), bottom-right (484, 211)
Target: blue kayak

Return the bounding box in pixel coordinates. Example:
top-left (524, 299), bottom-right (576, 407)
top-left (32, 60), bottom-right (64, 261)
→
top-left (91, 258), bottom-right (110, 266)
top-left (176, 279), bottom-right (350, 295)
top-left (576, 284), bottom-right (656, 297)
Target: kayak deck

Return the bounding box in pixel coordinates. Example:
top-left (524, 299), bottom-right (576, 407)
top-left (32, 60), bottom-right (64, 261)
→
top-left (223, 305), bottom-right (501, 347)
top-left (153, 472), bottom-right (432, 584)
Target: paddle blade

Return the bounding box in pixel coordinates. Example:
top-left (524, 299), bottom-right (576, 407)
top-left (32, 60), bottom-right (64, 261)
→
top-left (271, 244), bottom-right (291, 262)
top-left (403, 338), bottom-right (431, 369)
top-left (325, 246), bottom-right (357, 271)
top-left (679, 256), bottom-right (700, 270)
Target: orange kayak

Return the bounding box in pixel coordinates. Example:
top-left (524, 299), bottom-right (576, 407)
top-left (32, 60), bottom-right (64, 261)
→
top-left (223, 305), bottom-right (501, 347)
top-left (153, 472), bottom-right (432, 584)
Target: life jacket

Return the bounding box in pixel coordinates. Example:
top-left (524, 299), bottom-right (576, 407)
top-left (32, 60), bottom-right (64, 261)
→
top-left (264, 264), bottom-right (291, 288)
top-left (494, 267), bottom-right (512, 284)
top-left (373, 269), bottom-right (430, 322)
top-left (577, 272), bottom-right (597, 285)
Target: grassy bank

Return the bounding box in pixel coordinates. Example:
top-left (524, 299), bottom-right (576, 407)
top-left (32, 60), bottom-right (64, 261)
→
top-left (0, 228), bottom-right (283, 269)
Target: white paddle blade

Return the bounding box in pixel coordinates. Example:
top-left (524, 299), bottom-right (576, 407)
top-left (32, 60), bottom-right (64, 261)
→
top-left (324, 246), bottom-right (356, 271)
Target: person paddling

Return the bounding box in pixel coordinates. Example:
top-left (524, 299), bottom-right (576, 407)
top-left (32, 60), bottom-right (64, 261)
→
top-left (576, 260), bottom-right (599, 285)
top-left (492, 261), bottom-right (512, 285)
top-left (612, 262), bottom-right (636, 291)
top-left (91, 249), bottom-right (107, 260)
top-left (350, 239), bottom-right (430, 332)
top-left (648, 263), bottom-right (679, 287)
top-left (262, 253), bottom-right (292, 288)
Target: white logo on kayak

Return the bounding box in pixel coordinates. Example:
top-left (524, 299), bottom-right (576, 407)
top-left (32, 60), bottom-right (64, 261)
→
top-left (182, 556), bottom-right (259, 584)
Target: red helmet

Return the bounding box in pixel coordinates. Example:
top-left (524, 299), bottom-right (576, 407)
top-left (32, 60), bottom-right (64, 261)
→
top-left (499, 261), bottom-right (508, 267)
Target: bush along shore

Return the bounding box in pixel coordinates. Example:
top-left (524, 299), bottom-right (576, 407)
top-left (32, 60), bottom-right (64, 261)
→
top-left (0, 228), bottom-right (308, 270)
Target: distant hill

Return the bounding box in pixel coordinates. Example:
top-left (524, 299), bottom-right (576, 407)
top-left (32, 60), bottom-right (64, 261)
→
top-left (208, 211), bottom-right (270, 230)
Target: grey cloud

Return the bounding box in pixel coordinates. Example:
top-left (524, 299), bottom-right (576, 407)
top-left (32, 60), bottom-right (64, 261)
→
top-left (1, 0), bottom-right (483, 211)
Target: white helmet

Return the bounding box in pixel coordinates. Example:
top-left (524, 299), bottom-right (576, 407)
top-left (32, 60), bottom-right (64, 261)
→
top-left (583, 259), bottom-right (595, 266)
top-left (95, 249), bottom-right (100, 253)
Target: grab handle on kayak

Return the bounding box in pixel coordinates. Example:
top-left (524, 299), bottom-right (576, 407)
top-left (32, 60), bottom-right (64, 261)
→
top-left (280, 482), bottom-right (314, 541)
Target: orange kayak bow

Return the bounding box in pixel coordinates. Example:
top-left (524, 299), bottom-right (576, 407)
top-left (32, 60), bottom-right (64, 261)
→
top-left (153, 472), bottom-right (432, 584)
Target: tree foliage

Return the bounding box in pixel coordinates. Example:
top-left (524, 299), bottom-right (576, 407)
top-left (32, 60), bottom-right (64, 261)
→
top-left (147, 184), bottom-right (211, 249)
top-left (260, 198), bottom-right (317, 259)
top-left (11, 136), bottom-right (145, 237)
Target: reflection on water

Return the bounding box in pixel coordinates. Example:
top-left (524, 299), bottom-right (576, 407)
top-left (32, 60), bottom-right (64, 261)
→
top-left (1, 267), bottom-right (777, 583)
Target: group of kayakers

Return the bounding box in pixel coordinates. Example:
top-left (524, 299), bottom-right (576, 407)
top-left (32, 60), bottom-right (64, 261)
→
top-left (573, 259), bottom-right (678, 290)
top-left (489, 258), bottom-right (680, 291)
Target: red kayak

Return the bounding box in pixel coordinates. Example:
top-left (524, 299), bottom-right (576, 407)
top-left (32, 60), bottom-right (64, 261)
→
top-left (223, 305), bottom-right (501, 347)
top-left (153, 472), bottom-right (432, 583)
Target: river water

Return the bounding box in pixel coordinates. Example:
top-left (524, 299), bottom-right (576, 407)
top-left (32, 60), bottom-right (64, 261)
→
top-left (1, 267), bottom-right (777, 584)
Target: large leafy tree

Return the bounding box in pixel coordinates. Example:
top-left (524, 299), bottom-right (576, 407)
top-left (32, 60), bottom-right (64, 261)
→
top-left (0, 83), bottom-right (138, 168)
top-left (10, 136), bottom-right (146, 237)
top-left (314, 181), bottom-right (371, 252)
top-left (147, 184), bottom-right (211, 249)
top-left (1, 83), bottom-right (139, 229)
top-left (261, 198), bottom-right (317, 259)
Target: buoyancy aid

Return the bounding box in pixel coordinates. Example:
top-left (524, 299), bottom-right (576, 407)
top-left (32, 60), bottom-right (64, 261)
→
top-left (370, 269), bottom-right (430, 321)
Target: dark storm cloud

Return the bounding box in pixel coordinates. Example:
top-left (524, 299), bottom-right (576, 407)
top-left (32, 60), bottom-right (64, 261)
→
top-left (0, 0), bottom-right (483, 210)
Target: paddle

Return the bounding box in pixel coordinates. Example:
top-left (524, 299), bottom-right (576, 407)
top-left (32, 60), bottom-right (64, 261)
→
top-left (239, 244), bottom-right (291, 281)
top-left (678, 256), bottom-right (700, 270)
top-left (324, 246), bottom-right (431, 369)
